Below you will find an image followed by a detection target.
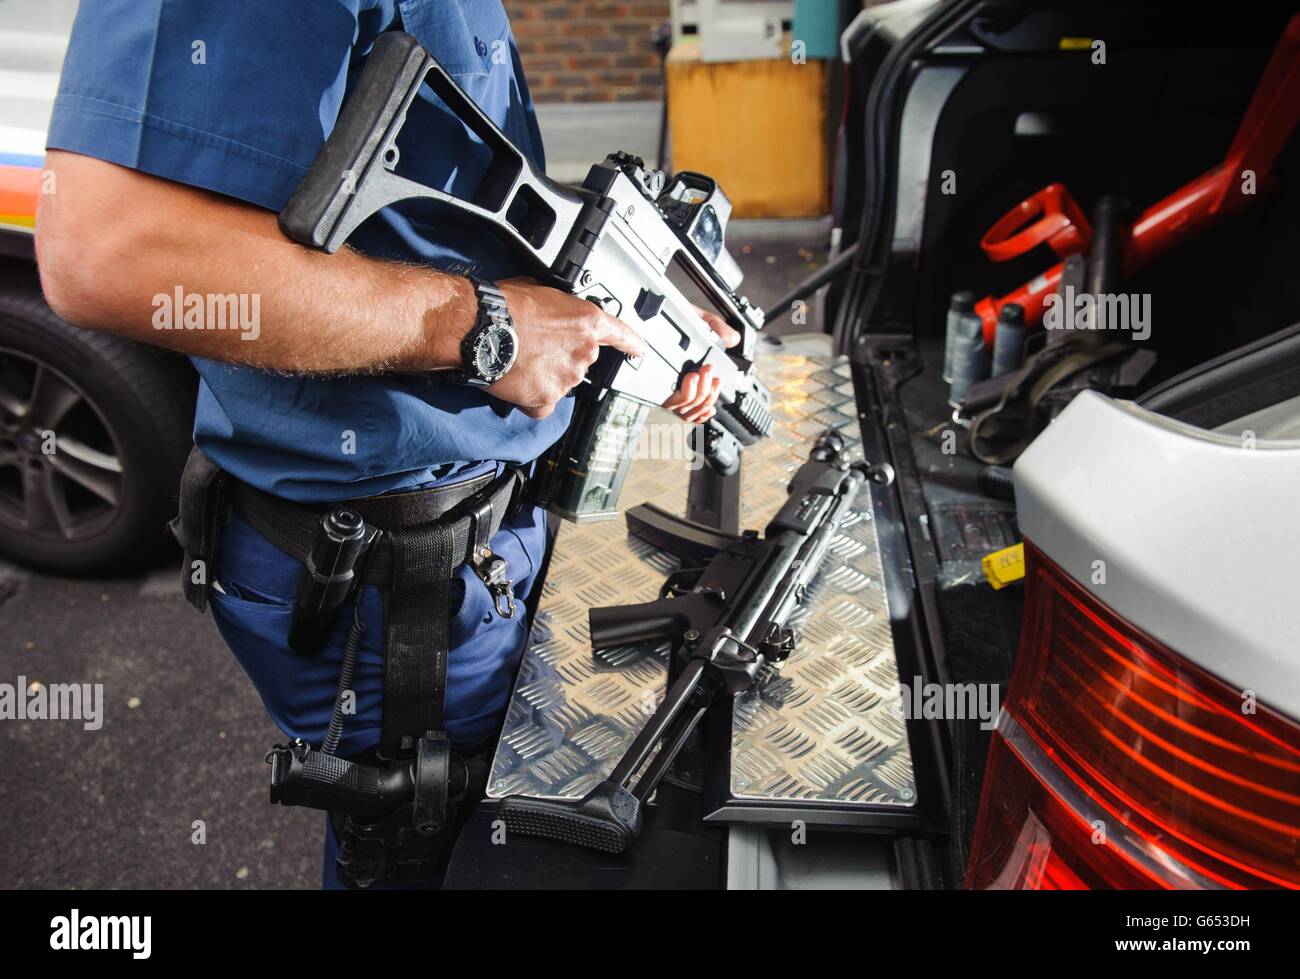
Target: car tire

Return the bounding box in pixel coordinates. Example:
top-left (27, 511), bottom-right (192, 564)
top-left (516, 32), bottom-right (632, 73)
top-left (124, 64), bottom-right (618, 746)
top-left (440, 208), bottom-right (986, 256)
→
top-left (0, 287), bottom-right (194, 574)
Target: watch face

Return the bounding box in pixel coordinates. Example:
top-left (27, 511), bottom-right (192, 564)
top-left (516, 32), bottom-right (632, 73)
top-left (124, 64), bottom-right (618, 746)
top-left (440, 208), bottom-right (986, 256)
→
top-left (474, 324), bottom-right (516, 382)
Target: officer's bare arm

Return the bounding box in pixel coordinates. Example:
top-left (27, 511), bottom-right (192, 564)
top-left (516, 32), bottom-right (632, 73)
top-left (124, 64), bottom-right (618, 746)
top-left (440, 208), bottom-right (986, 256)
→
top-left (36, 150), bottom-right (666, 420)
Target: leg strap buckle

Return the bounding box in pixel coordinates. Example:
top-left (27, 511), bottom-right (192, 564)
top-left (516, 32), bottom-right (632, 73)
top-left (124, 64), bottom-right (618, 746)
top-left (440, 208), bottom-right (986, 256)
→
top-left (466, 494), bottom-right (516, 618)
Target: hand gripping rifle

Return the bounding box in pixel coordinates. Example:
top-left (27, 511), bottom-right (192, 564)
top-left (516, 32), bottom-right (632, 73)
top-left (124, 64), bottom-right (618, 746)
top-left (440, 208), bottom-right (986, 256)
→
top-left (278, 31), bottom-right (774, 521)
top-left (496, 431), bottom-right (889, 853)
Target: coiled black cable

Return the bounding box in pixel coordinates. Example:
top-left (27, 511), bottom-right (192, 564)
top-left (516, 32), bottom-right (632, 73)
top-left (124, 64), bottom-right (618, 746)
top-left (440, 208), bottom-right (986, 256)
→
top-left (322, 530), bottom-right (382, 756)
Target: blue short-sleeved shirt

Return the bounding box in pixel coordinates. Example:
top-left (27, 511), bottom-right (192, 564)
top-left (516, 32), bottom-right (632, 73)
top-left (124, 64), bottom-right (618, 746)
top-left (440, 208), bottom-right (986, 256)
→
top-left (47, 0), bottom-right (572, 502)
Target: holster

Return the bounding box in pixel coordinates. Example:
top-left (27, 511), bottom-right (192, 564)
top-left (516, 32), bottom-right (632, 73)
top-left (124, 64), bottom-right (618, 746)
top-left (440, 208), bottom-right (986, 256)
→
top-left (331, 737), bottom-right (492, 888)
top-left (169, 446), bottom-right (228, 613)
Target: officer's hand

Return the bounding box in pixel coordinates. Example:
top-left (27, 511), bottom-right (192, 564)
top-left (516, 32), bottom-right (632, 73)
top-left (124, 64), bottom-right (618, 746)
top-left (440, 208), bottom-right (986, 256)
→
top-left (695, 305), bottom-right (742, 349)
top-left (492, 278), bottom-right (647, 420)
top-left (661, 306), bottom-right (742, 425)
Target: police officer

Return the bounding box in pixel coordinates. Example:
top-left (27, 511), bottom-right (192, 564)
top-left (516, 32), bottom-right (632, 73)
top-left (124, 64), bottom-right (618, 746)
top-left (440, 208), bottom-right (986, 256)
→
top-left (37, 0), bottom-right (735, 887)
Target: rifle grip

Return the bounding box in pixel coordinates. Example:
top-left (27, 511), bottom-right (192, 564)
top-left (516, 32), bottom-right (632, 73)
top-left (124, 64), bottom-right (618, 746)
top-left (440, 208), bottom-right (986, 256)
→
top-left (589, 600), bottom-right (691, 650)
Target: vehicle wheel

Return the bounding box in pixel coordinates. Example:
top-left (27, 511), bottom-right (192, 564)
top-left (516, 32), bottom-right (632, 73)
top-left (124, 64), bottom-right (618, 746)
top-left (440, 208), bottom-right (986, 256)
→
top-left (0, 288), bottom-right (194, 574)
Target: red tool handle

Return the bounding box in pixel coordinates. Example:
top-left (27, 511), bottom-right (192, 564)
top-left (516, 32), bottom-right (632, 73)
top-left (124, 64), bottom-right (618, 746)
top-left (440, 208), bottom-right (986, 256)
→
top-left (979, 182), bottom-right (1092, 263)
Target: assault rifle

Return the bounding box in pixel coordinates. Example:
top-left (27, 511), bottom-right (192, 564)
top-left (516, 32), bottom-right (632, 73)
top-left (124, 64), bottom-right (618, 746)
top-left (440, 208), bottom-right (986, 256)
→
top-left (279, 31), bottom-right (774, 521)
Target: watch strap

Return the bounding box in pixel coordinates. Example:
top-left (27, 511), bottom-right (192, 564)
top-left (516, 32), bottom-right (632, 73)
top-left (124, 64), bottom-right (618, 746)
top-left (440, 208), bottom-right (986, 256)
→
top-left (473, 278), bottom-right (510, 324)
top-left (450, 277), bottom-right (514, 386)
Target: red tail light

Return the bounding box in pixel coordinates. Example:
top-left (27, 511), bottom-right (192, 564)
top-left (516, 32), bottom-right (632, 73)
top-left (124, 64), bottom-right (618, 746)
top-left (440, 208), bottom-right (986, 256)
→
top-left (966, 543), bottom-right (1300, 889)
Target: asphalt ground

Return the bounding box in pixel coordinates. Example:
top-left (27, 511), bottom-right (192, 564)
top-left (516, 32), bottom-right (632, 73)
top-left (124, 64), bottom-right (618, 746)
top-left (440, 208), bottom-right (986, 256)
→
top-left (0, 221), bottom-right (833, 889)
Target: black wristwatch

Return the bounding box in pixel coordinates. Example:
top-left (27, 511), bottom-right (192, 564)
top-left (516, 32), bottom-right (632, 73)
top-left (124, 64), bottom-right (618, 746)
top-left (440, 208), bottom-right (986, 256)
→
top-left (449, 278), bottom-right (518, 387)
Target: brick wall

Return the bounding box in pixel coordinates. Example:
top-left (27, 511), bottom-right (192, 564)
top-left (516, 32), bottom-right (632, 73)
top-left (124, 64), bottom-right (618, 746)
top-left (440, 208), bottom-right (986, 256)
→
top-left (505, 1), bottom-right (669, 103)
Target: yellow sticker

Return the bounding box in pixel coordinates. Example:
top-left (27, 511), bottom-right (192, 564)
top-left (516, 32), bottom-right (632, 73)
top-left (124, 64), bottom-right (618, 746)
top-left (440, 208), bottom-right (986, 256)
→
top-left (982, 542), bottom-right (1025, 590)
top-left (1058, 37), bottom-right (1094, 50)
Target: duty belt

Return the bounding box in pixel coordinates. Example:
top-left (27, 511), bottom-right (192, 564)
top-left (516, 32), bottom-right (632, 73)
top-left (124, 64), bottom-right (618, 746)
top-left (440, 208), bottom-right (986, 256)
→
top-left (170, 447), bottom-right (529, 885)
top-left (222, 465), bottom-right (527, 755)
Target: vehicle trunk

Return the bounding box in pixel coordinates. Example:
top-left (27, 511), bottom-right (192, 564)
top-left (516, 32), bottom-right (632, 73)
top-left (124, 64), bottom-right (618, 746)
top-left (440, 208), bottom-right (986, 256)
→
top-left (833, 0), bottom-right (1300, 883)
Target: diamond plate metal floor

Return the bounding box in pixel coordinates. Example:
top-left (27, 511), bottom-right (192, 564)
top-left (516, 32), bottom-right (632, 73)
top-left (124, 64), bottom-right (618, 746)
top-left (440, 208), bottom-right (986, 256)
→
top-left (487, 354), bottom-right (916, 814)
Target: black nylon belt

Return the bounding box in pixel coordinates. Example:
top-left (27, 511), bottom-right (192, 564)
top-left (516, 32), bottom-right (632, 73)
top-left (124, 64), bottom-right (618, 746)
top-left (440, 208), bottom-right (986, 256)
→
top-left (967, 338), bottom-right (1129, 465)
top-left (347, 471), bottom-right (493, 526)
top-left (225, 467), bottom-right (523, 588)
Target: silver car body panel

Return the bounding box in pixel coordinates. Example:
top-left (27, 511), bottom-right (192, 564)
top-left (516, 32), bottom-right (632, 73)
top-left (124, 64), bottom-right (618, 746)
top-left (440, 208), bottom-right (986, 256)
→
top-left (1015, 390), bottom-right (1300, 720)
